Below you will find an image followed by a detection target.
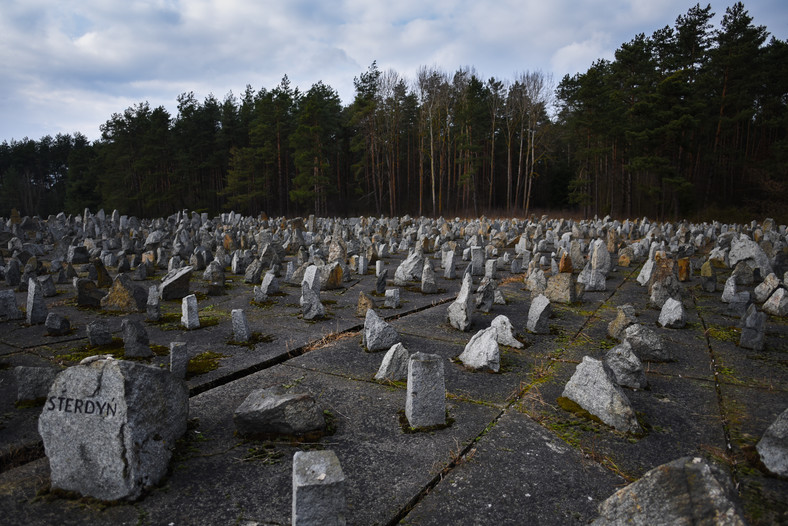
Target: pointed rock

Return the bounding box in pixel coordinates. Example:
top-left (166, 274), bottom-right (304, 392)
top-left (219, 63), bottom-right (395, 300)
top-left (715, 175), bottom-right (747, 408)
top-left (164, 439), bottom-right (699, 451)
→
top-left (447, 274), bottom-right (473, 331)
top-left (561, 356), bottom-right (642, 434)
top-left (362, 309), bottom-right (399, 352)
top-left (458, 326), bottom-right (500, 372)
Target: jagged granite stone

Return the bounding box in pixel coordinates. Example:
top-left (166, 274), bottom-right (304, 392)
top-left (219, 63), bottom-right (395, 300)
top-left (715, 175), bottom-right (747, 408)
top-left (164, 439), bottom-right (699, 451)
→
top-left (658, 297), bottom-right (686, 329)
top-left (763, 287), bottom-right (788, 317)
top-left (159, 266), bottom-right (193, 301)
top-left (490, 314), bottom-right (524, 349)
top-left (301, 282), bottom-right (325, 320)
top-left (292, 450), bottom-right (346, 526)
top-left (38, 358), bottom-right (189, 501)
top-left (356, 291), bottom-right (375, 318)
top-left (231, 309), bottom-right (251, 342)
top-left (26, 278), bottom-right (48, 324)
top-left (561, 356), bottom-right (642, 434)
top-left (527, 294), bottom-right (551, 334)
top-left (86, 320), bottom-right (113, 347)
top-left (457, 326), bottom-right (500, 372)
top-left (362, 309), bottom-right (399, 352)
top-left (45, 312), bottom-right (71, 336)
top-left (604, 341), bottom-right (648, 389)
top-left (394, 251), bottom-right (424, 285)
top-left (608, 304), bottom-right (637, 339)
top-left (421, 259), bottom-right (438, 294)
top-left (0, 289), bottom-right (23, 320)
top-left (447, 274), bottom-right (473, 331)
top-left (623, 324), bottom-right (673, 362)
top-left (544, 272), bottom-right (577, 304)
top-left (756, 407), bottom-right (788, 477)
top-left (739, 303), bottom-right (766, 351)
top-left (754, 273), bottom-right (781, 303)
top-left (15, 366), bottom-right (59, 402)
top-left (374, 342), bottom-right (409, 381)
top-left (233, 387), bottom-right (325, 437)
top-left (181, 294), bottom-right (200, 330)
top-left (121, 318), bottom-right (152, 358)
top-left (475, 277), bottom-right (496, 313)
top-left (592, 457), bottom-right (745, 525)
top-left (101, 273), bottom-right (147, 313)
top-left (384, 288), bottom-right (400, 309)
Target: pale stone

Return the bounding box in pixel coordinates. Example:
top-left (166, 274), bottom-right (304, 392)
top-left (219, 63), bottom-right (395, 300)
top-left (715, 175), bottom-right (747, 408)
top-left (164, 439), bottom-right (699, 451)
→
top-left (458, 327), bottom-right (500, 372)
top-left (490, 315), bottom-right (523, 349)
top-left (292, 450), bottom-right (346, 526)
top-left (405, 352), bottom-right (445, 428)
top-left (38, 359), bottom-right (189, 501)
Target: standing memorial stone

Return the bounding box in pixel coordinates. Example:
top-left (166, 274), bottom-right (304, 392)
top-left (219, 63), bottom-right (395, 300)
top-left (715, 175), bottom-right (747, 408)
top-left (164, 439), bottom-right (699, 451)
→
top-left (146, 285), bottom-right (161, 321)
top-left (458, 326), bottom-right (500, 372)
top-left (406, 352), bottom-right (446, 428)
top-left (421, 259), bottom-right (438, 294)
top-left (362, 309), bottom-right (399, 351)
top-left (231, 309), bottom-right (251, 342)
top-left (740, 304), bottom-right (766, 351)
top-left (45, 312), bottom-right (71, 336)
top-left (15, 366), bottom-right (59, 402)
top-left (375, 260), bottom-right (384, 276)
top-left (301, 282), bottom-right (326, 320)
top-left (38, 358), bottom-right (189, 500)
top-left (26, 277), bottom-right (48, 324)
top-left (169, 342), bottom-right (189, 379)
top-left (122, 319), bottom-right (152, 358)
top-left (470, 247), bottom-right (484, 276)
top-left (562, 356), bottom-right (642, 434)
top-left (374, 343), bottom-right (410, 381)
top-left (292, 450), bottom-right (346, 526)
top-left (756, 407), bottom-right (788, 477)
top-left (443, 250), bottom-right (456, 279)
top-left (447, 273), bottom-right (473, 331)
top-left (181, 294), bottom-right (200, 329)
top-left (0, 289), bottom-right (23, 320)
top-left (376, 268), bottom-right (388, 295)
top-left (87, 320), bottom-right (113, 347)
top-left (384, 288), bottom-right (400, 309)
top-left (526, 294), bottom-right (551, 334)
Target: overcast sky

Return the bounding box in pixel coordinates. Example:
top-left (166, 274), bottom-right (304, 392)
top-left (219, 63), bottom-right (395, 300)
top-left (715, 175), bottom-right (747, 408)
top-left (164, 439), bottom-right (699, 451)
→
top-left (1, 0), bottom-right (785, 142)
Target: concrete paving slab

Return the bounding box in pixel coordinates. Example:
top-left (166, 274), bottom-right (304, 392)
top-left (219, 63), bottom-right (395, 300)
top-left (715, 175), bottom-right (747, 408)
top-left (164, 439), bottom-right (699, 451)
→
top-left (404, 408), bottom-right (626, 525)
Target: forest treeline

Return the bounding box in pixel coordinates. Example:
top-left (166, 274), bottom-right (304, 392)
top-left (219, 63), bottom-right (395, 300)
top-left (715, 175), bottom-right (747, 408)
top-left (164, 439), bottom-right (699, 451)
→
top-left (0, 2), bottom-right (785, 222)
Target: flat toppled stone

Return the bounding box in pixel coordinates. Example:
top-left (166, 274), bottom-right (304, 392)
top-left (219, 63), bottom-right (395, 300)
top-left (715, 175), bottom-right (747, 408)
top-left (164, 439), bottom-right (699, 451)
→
top-left (234, 386), bottom-right (325, 437)
top-left (38, 358), bottom-right (189, 501)
top-left (159, 265), bottom-right (193, 300)
top-left (592, 457), bottom-right (745, 525)
top-left (457, 326), bottom-right (500, 372)
top-left (561, 356), bottom-right (642, 434)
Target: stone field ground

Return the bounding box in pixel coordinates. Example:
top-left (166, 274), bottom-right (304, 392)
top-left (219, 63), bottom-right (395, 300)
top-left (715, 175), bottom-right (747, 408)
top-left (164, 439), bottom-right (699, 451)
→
top-left (0, 218), bottom-right (787, 525)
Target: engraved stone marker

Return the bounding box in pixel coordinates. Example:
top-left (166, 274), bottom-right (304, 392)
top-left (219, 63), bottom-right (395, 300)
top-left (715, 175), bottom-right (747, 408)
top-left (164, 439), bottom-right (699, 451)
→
top-left (38, 358), bottom-right (189, 500)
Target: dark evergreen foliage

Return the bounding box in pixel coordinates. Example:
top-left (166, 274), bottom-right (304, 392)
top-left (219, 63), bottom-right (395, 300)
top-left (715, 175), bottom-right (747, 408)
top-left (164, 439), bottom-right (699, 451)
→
top-left (0, 3), bottom-right (784, 221)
